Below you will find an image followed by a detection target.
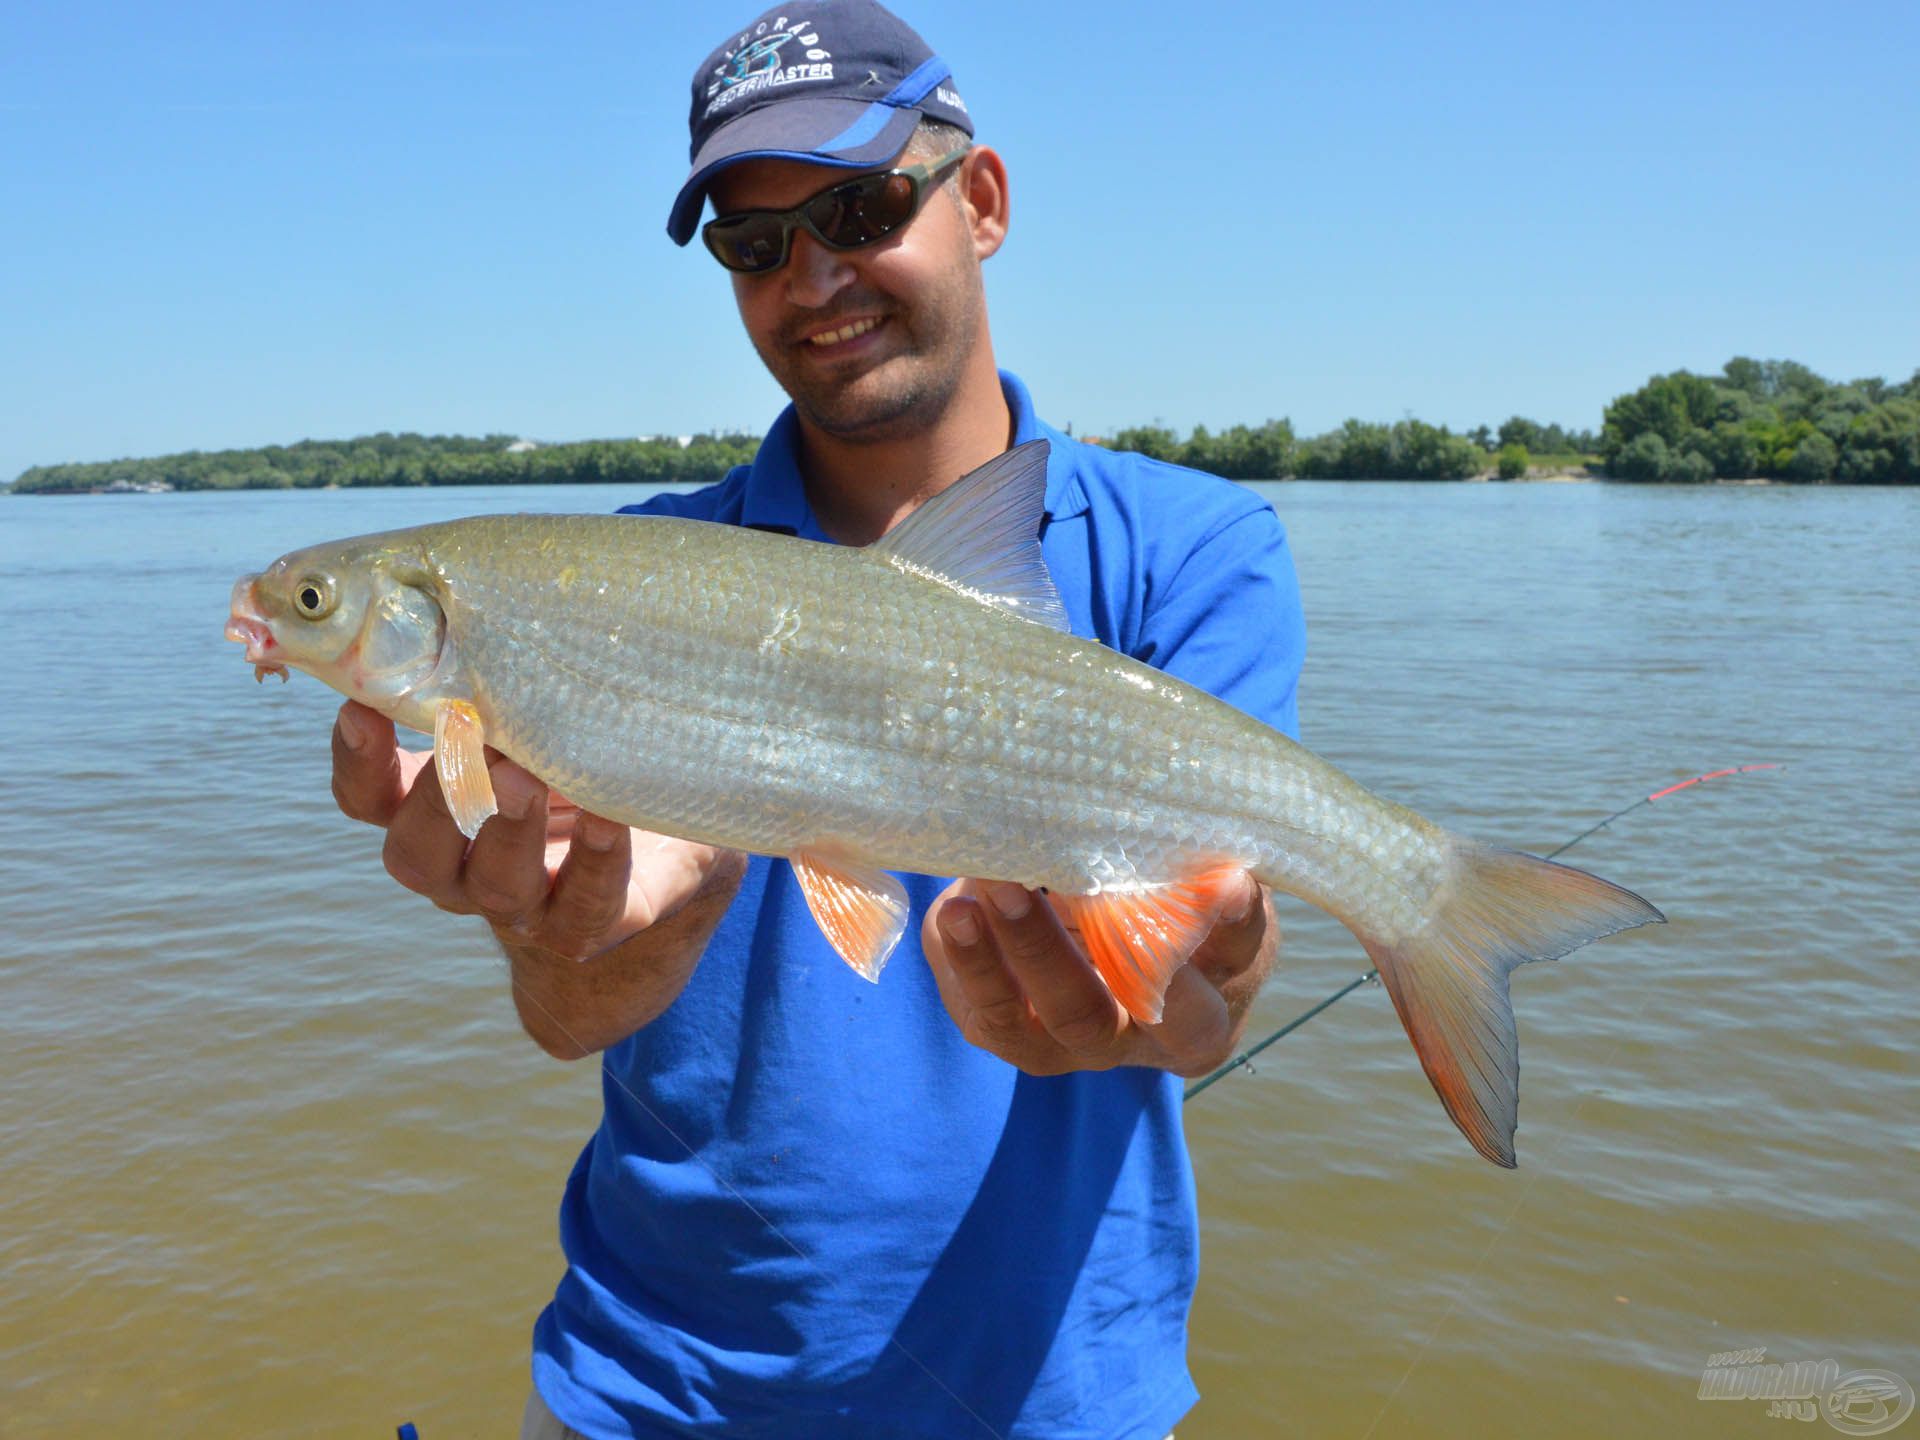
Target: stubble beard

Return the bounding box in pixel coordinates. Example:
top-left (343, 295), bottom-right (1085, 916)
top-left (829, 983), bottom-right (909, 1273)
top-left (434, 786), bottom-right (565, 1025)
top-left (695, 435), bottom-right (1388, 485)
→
top-left (761, 264), bottom-right (986, 443)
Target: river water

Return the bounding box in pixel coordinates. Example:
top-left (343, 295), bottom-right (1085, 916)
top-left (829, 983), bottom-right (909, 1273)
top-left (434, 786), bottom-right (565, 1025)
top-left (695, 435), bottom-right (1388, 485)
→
top-left (2, 479), bottom-right (1914, 1438)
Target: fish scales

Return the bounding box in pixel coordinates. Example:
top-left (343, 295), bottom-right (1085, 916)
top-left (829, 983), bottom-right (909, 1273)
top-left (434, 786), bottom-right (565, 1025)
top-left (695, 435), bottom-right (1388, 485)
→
top-left (227, 441), bottom-right (1663, 1165)
top-left (430, 513), bottom-right (1318, 898)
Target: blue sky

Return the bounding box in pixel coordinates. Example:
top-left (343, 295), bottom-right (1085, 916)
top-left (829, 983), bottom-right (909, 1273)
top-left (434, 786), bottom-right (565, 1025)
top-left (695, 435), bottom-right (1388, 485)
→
top-left (3, 0), bottom-right (1916, 480)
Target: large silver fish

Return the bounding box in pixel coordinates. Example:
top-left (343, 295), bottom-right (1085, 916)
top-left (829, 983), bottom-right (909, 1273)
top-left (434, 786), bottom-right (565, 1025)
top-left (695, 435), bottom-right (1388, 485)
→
top-left (226, 441), bottom-right (1662, 1165)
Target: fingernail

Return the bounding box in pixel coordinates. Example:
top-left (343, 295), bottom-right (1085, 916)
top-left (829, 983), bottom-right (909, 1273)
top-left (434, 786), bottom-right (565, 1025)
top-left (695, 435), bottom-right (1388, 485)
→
top-left (491, 765), bottom-right (539, 820)
top-left (1222, 874), bottom-right (1256, 925)
top-left (338, 705), bottom-right (370, 752)
top-left (985, 882), bottom-right (1032, 920)
top-left (577, 815), bottom-right (617, 852)
top-left (944, 905), bottom-right (980, 947)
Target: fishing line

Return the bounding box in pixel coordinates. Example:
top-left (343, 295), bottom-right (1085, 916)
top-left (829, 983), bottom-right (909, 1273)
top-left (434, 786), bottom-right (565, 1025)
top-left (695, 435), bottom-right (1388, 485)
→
top-left (1349, 766), bottom-right (1780, 1438)
top-left (495, 762), bottom-right (1779, 1436)
top-left (1182, 763), bottom-right (1783, 1103)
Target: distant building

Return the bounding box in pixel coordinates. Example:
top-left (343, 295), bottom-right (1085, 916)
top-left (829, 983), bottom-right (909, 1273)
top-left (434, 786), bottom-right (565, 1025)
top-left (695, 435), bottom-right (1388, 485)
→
top-left (505, 439), bottom-right (540, 454)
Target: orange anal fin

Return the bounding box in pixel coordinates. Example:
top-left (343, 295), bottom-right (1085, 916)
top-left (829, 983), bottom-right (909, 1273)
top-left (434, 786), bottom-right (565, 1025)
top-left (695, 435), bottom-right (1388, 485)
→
top-left (433, 700), bottom-right (497, 840)
top-left (791, 850), bottom-right (908, 982)
top-left (1053, 863), bottom-right (1243, 1026)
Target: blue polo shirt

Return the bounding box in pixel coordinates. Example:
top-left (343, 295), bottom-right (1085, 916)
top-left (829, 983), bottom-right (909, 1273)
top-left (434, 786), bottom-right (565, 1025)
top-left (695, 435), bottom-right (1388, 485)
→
top-left (532, 372), bottom-right (1306, 1440)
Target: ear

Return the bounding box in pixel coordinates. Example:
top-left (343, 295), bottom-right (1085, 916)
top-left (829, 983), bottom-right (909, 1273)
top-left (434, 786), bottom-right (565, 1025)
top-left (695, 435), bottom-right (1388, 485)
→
top-left (958, 145), bottom-right (1010, 261)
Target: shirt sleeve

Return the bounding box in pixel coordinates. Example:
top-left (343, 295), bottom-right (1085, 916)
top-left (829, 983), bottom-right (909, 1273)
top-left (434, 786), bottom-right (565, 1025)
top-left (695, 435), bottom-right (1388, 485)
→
top-left (1134, 503), bottom-right (1306, 742)
top-left (614, 467), bottom-right (749, 521)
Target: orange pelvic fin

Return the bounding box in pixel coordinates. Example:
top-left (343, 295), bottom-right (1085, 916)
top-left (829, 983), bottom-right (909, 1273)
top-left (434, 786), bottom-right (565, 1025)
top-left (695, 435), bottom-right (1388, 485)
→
top-left (791, 850), bottom-right (909, 982)
top-left (1053, 864), bottom-right (1243, 1026)
top-left (1364, 843), bottom-right (1664, 1168)
top-left (433, 700), bottom-right (497, 840)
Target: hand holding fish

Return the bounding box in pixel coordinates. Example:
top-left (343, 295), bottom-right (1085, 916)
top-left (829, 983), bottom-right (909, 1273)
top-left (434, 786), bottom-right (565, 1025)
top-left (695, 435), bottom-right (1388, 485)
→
top-left (925, 872), bottom-right (1281, 1078)
top-left (329, 699), bottom-right (747, 1056)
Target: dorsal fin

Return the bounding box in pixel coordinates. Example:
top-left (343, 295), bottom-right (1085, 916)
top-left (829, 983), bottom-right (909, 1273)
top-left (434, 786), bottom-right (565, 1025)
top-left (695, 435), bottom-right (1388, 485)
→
top-left (869, 439), bottom-right (1068, 631)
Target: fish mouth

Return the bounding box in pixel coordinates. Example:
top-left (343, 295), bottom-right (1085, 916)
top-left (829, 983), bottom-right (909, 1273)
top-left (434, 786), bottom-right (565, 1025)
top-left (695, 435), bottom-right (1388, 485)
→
top-left (225, 575), bottom-right (290, 682)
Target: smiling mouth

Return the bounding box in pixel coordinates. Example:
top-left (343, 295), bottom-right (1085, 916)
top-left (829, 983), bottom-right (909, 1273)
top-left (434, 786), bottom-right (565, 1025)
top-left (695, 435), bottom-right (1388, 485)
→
top-left (803, 316), bottom-right (883, 348)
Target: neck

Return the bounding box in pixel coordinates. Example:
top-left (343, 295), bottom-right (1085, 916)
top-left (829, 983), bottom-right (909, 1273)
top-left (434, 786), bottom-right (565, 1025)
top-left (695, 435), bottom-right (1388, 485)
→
top-left (794, 346), bottom-right (1012, 546)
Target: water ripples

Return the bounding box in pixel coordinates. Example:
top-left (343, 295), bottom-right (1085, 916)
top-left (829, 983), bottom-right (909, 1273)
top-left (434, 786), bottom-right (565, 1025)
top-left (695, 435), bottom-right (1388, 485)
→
top-left (3, 480), bottom-right (1915, 1436)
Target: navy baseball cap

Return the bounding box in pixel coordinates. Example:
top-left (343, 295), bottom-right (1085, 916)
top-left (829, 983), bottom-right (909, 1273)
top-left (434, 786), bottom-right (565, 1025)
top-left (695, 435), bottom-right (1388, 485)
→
top-left (667, 1), bottom-right (974, 246)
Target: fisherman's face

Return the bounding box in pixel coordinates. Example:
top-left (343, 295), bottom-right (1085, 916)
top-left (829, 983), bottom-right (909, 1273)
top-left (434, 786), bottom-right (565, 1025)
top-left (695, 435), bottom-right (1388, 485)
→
top-left (709, 151), bottom-right (991, 442)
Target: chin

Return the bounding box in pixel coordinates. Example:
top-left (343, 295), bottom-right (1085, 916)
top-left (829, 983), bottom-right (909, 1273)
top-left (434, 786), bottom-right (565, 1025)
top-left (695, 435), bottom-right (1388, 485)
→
top-left (790, 357), bottom-right (968, 441)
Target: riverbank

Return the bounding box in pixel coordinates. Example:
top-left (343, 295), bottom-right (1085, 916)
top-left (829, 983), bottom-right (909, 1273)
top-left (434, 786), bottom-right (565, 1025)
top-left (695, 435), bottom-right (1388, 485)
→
top-left (9, 468), bottom-right (1845, 495)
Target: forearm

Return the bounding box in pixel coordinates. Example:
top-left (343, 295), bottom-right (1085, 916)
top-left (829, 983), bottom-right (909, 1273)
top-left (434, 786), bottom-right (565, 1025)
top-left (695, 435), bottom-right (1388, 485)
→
top-left (503, 848), bottom-right (749, 1059)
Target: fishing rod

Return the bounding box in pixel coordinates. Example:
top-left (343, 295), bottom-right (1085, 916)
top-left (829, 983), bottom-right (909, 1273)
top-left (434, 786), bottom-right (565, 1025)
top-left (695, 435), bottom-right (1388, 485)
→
top-left (1182, 763), bottom-right (1784, 1102)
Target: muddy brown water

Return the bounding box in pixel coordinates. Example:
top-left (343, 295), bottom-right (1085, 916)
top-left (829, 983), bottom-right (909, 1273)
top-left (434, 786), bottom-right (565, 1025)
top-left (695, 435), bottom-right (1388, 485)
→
top-left (3, 479), bottom-right (1913, 1437)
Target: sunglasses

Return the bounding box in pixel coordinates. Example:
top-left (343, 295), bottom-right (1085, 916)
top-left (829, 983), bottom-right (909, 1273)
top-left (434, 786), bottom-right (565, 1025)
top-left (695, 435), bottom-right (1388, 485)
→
top-left (702, 145), bottom-right (972, 274)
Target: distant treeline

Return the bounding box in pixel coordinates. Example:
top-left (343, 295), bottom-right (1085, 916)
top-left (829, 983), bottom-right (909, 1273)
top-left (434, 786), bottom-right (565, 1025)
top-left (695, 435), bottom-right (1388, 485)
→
top-left (1104, 357), bottom-right (1918, 483)
top-left (13, 356), bottom-right (1917, 493)
top-left (1598, 358), bottom-right (1920, 484)
top-left (1105, 417), bottom-right (1559, 481)
top-left (12, 431), bottom-right (761, 494)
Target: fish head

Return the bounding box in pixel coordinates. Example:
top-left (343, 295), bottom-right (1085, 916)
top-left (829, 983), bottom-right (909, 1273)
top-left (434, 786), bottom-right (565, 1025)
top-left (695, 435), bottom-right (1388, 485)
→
top-left (226, 532), bottom-right (450, 716)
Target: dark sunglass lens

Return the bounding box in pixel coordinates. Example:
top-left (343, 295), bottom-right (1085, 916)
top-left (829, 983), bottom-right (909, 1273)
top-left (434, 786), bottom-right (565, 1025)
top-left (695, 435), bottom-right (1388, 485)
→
top-left (709, 218), bottom-right (787, 272)
top-left (811, 172), bottom-right (917, 247)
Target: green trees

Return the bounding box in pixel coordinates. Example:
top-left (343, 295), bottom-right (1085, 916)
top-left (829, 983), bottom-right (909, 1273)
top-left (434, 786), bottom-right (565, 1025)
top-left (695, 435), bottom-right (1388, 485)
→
top-left (1497, 416), bottom-right (1595, 457)
top-left (1105, 420), bottom-right (1295, 478)
top-left (11, 432), bottom-right (761, 494)
top-left (1185, 421), bottom-right (1297, 480)
top-left (1284, 418), bottom-right (1482, 479)
top-left (1614, 432), bottom-right (1670, 483)
top-left (1601, 371), bottom-right (1722, 456)
top-left (14, 359), bottom-right (1915, 494)
top-left (1129, 417), bottom-right (1479, 480)
top-left (1105, 425), bottom-right (1181, 463)
top-left (1601, 358), bottom-right (1920, 483)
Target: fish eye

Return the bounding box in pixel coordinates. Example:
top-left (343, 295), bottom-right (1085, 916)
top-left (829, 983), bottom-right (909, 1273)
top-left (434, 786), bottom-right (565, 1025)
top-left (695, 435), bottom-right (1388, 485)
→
top-left (292, 575), bottom-right (336, 619)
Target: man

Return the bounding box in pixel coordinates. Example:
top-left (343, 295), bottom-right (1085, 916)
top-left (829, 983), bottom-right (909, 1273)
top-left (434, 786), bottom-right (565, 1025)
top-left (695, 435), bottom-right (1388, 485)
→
top-left (330, 5), bottom-right (1307, 1436)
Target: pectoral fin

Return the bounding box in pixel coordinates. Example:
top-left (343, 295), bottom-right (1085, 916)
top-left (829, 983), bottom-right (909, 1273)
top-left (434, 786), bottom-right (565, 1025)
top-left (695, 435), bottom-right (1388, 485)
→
top-left (1052, 864), bottom-right (1243, 1025)
top-left (791, 850), bottom-right (909, 982)
top-left (433, 700), bottom-right (497, 839)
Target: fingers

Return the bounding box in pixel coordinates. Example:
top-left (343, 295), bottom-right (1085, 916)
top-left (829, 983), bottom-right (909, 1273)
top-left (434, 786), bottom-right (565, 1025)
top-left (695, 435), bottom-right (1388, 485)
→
top-left (974, 883), bottom-right (1127, 1057)
top-left (335, 701), bottom-right (696, 964)
top-left (927, 881), bottom-right (1128, 1072)
top-left (927, 870), bottom-right (1284, 1079)
top-left (1187, 871), bottom-right (1272, 986)
top-left (332, 701), bottom-right (408, 825)
top-left (1151, 963), bottom-right (1234, 1075)
top-left (1157, 875), bottom-right (1281, 1074)
top-left (540, 813), bottom-right (636, 959)
top-left (458, 762), bottom-right (553, 930)
top-left (930, 891), bottom-right (1050, 1062)
top-left (379, 754), bottom-right (476, 910)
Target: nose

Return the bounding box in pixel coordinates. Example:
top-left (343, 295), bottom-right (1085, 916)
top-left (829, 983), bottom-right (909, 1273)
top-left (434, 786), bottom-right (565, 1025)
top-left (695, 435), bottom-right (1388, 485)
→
top-left (782, 229), bottom-right (856, 308)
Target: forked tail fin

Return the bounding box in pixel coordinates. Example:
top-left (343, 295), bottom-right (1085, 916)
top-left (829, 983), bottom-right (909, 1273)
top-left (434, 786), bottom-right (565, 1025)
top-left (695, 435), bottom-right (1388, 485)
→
top-left (1362, 843), bottom-right (1664, 1167)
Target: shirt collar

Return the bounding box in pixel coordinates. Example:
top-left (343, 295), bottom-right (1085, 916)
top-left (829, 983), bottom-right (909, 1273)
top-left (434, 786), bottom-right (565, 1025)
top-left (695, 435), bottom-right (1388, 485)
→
top-left (738, 370), bottom-right (1091, 538)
